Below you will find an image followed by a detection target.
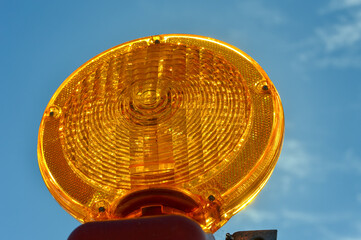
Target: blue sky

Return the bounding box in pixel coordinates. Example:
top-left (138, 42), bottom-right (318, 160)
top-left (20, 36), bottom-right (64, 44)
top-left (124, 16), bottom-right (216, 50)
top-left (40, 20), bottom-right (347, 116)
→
top-left (1, 0), bottom-right (361, 239)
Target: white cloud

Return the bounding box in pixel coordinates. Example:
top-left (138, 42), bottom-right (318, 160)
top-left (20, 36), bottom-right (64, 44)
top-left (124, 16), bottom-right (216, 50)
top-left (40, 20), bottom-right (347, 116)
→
top-left (297, 0), bottom-right (361, 68)
top-left (278, 139), bottom-right (312, 178)
top-left (281, 209), bottom-right (322, 224)
top-left (316, 10), bottom-right (361, 52)
top-left (357, 193), bottom-right (361, 203)
top-left (277, 175), bottom-right (292, 193)
top-left (233, 207), bottom-right (360, 240)
top-left (275, 141), bottom-right (360, 194)
top-left (301, 148), bottom-right (361, 176)
top-left (323, 0), bottom-right (361, 12)
top-left (281, 209), bottom-right (349, 224)
top-left (344, 148), bottom-right (361, 173)
top-left (236, 0), bottom-right (286, 26)
top-left (314, 55), bottom-right (361, 68)
top-left (338, 237), bottom-right (361, 240)
top-left (273, 139), bottom-right (323, 195)
top-left (241, 208), bottom-right (277, 223)
top-left (318, 221), bottom-right (361, 240)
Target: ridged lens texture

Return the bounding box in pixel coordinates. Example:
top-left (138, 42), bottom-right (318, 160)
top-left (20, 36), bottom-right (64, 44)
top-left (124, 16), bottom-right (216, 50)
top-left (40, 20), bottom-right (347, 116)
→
top-left (60, 43), bottom-right (249, 191)
top-left (38, 35), bottom-right (284, 233)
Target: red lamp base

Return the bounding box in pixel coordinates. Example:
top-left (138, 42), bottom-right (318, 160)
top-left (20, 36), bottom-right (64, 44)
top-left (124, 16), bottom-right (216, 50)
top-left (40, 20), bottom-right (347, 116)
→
top-left (68, 215), bottom-right (214, 240)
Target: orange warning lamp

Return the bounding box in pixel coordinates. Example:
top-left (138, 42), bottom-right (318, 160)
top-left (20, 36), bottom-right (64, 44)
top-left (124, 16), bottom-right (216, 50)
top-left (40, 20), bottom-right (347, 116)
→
top-left (38, 34), bottom-right (284, 233)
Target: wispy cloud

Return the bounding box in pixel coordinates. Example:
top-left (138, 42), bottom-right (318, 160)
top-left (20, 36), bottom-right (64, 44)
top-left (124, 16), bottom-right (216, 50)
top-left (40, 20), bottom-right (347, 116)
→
top-left (281, 209), bottom-right (350, 225)
top-left (357, 193), bottom-right (361, 203)
top-left (318, 220), bottom-right (361, 240)
top-left (240, 208), bottom-right (277, 224)
top-left (326, 148), bottom-right (361, 174)
top-left (238, 206), bottom-right (353, 229)
top-left (278, 139), bottom-right (313, 178)
top-left (322, 0), bottom-right (361, 13)
top-left (344, 148), bottom-right (361, 173)
top-left (338, 237), bottom-right (361, 240)
top-left (316, 10), bottom-right (361, 52)
top-left (227, 0), bottom-right (286, 45)
top-left (274, 139), bottom-right (361, 194)
top-left (236, 0), bottom-right (286, 26)
top-left (233, 207), bottom-right (340, 226)
top-left (297, 0), bottom-right (361, 68)
top-left (274, 139), bottom-right (319, 194)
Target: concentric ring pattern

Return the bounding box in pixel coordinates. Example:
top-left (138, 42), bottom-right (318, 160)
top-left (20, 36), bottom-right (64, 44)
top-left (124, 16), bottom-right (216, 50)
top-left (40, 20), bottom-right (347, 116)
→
top-left (38, 34), bottom-right (284, 233)
top-left (59, 42), bottom-right (250, 192)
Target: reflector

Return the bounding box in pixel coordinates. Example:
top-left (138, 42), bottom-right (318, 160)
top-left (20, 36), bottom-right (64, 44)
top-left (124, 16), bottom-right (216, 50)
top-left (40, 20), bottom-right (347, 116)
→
top-left (38, 34), bottom-right (284, 232)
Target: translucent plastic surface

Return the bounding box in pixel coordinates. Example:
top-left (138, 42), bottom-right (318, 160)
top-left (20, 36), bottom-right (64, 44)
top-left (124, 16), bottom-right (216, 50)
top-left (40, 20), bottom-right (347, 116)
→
top-left (38, 34), bottom-right (284, 232)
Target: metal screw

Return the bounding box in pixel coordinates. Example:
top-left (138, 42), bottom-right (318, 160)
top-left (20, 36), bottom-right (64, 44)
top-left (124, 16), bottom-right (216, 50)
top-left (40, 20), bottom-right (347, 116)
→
top-left (262, 85), bottom-right (269, 91)
top-left (225, 233), bottom-right (234, 240)
top-left (208, 195), bottom-right (216, 202)
top-left (98, 207), bottom-right (105, 212)
top-left (154, 39), bottom-right (160, 44)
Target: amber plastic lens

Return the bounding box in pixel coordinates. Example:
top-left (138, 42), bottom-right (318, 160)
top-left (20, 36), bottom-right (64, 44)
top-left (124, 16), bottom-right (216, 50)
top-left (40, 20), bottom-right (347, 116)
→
top-left (38, 34), bottom-right (284, 233)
